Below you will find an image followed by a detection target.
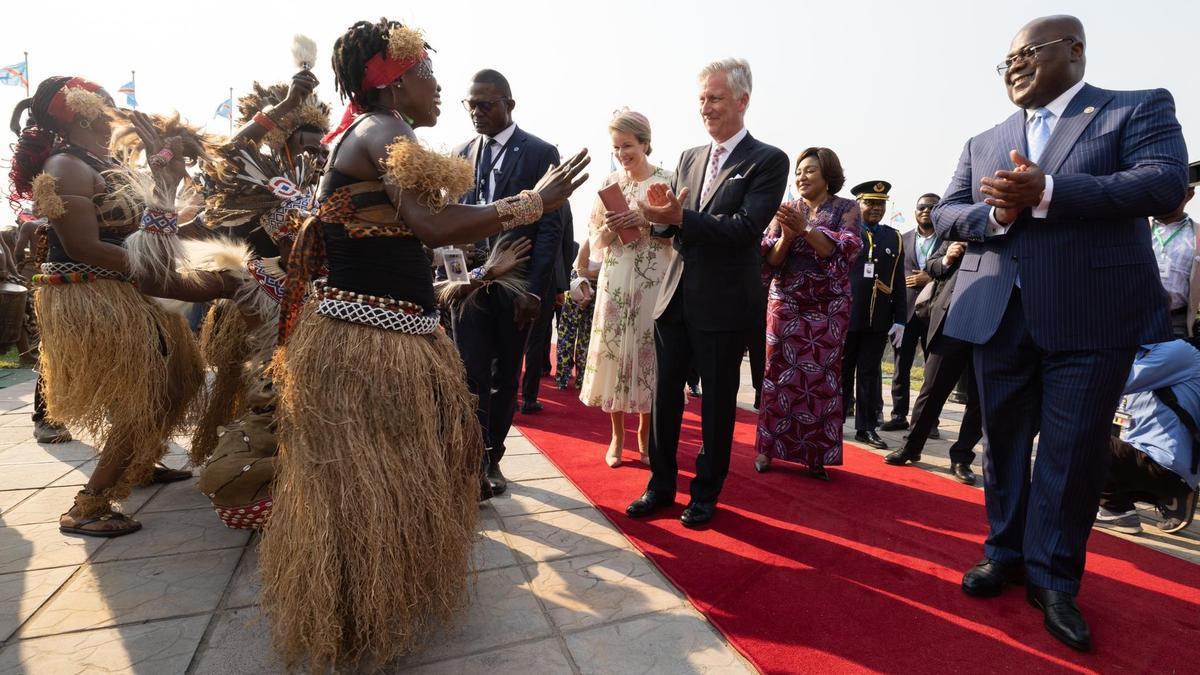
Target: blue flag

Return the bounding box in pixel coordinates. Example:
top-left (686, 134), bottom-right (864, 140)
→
top-left (117, 81), bottom-right (137, 107)
top-left (0, 61), bottom-right (28, 88)
top-left (214, 98), bottom-right (232, 120)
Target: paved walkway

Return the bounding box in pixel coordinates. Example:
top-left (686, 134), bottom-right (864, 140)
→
top-left (0, 362), bottom-right (1196, 673)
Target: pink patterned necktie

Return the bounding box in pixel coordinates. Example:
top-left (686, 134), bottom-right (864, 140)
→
top-left (700, 145), bottom-right (726, 204)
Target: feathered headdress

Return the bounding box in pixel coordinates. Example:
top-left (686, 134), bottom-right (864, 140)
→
top-left (236, 82), bottom-right (331, 152)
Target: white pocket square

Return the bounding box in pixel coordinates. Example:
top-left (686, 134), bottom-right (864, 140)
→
top-left (728, 173), bottom-right (746, 181)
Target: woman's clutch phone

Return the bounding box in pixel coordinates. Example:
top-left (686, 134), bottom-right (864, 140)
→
top-left (597, 183), bottom-right (641, 245)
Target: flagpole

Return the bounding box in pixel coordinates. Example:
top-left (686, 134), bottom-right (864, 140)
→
top-left (228, 87), bottom-right (233, 137)
top-left (130, 70), bottom-right (136, 110)
top-left (23, 51), bottom-right (29, 96)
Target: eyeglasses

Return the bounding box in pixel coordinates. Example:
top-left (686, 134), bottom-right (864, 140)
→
top-left (995, 37), bottom-right (1074, 76)
top-left (461, 98), bottom-right (508, 113)
top-left (915, 203), bottom-right (938, 211)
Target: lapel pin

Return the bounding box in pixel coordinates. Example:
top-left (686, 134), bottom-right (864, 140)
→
top-left (1083, 106), bottom-right (1095, 114)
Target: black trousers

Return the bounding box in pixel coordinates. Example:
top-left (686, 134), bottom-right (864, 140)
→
top-left (975, 290), bottom-right (1135, 594)
top-left (842, 331), bottom-right (887, 432)
top-left (647, 294), bottom-right (744, 504)
top-left (890, 315), bottom-right (929, 420)
top-left (746, 284), bottom-right (768, 405)
top-left (453, 288), bottom-right (533, 465)
top-left (903, 333), bottom-right (981, 465)
top-left (521, 293), bottom-right (556, 405)
top-left (1099, 437), bottom-right (1193, 513)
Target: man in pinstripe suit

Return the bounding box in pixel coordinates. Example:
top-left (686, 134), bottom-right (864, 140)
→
top-left (931, 15), bottom-right (1188, 651)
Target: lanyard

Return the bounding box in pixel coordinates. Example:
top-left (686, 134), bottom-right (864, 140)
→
top-left (1153, 220), bottom-right (1191, 252)
top-left (865, 229), bottom-right (875, 258)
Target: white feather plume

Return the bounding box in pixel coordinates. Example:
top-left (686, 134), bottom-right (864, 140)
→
top-left (292, 34), bottom-right (317, 70)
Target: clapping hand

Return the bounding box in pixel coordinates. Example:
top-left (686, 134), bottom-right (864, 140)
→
top-left (773, 203), bottom-right (808, 239)
top-left (604, 209), bottom-right (649, 232)
top-left (905, 270), bottom-right (931, 288)
top-left (981, 149), bottom-right (1045, 224)
top-left (534, 149), bottom-right (591, 212)
top-left (637, 183), bottom-right (686, 226)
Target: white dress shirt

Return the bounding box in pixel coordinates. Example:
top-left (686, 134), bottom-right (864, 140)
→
top-left (700, 127), bottom-right (749, 200)
top-left (1152, 215), bottom-right (1196, 310)
top-left (987, 79), bottom-right (1087, 237)
top-left (915, 230), bottom-right (938, 270)
top-left (479, 123), bottom-right (517, 204)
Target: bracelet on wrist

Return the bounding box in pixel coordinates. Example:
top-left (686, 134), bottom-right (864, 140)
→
top-left (253, 111), bottom-right (279, 132)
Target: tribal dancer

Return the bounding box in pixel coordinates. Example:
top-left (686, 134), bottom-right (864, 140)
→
top-left (190, 61), bottom-right (330, 465)
top-left (260, 18), bottom-right (588, 670)
top-left (8, 77), bottom-right (238, 537)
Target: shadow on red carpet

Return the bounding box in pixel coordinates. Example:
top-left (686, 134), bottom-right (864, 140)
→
top-left (513, 379), bottom-right (1200, 674)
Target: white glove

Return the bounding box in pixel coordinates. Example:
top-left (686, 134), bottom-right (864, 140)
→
top-left (888, 323), bottom-right (905, 349)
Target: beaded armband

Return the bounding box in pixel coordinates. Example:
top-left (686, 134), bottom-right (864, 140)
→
top-left (139, 208), bottom-right (179, 235)
top-left (495, 190), bottom-right (543, 231)
top-left (253, 111), bottom-right (279, 132)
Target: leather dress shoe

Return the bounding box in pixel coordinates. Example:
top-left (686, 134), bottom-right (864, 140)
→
top-left (479, 476), bottom-right (495, 502)
top-left (520, 400), bottom-right (543, 414)
top-left (883, 447), bottom-right (921, 465)
top-left (928, 428), bottom-right (940, 439)
top-left (951, 462), bottom-right (977, 485)
top-left (485, 464), bottom-right (508, 496)
top-left (1027, 585), bottom-right (1091, 652)
top-left (854, 430), bottom-right (889, 449)
top-left (680, 501), bottom-right (716, 527)
top-left (962, 558), bottom-right (1024, 597)
top-left (626, 490), bottom-right (674, 518)
top-left (880, 417), bottom-right (909, 431)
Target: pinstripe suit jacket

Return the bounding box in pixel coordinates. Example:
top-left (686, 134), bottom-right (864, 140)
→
top-left (931, 83), bottom-right (1188, 351)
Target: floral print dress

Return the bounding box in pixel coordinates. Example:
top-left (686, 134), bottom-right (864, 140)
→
top-left (579, 167), bottom-right (674, 413)
top-left (754, 195), bottom-right (863, 466)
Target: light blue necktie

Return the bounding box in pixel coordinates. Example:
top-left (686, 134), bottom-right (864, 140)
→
top-left (1028, 107), bottom-right (1052, 163)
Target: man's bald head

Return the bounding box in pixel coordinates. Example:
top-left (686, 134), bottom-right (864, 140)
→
top-left (1003, 15), bottom-right (1087, 109)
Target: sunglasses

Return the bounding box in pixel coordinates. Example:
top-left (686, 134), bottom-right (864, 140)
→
top-left (461, 98), bottom-right (509, 113)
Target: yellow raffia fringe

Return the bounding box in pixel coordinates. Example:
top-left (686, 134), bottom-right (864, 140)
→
top-left (387, 25), bottom-right (426, 62)
top-left (264, 101), bottom-right (331, 151)
top-left (63, 87), bottom-right (106, 122)
top-left (35, 281), bottom-right (203, 507)
top-left (260, 305), bottom-right (482, 672)
top-left (190, 302), bottom-right (252, 464)
top-left (31, 173), bottom-right (66, 219)
top-left (383, 139), bottom-right (474, 213)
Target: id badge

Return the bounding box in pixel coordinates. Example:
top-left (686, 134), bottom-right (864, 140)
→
top-left (438, 247), bottom-right (470, 285)
top-left (863, 263), bottom-right (876, 278)
top-left (1157, 254), bottom-right (1171, 279)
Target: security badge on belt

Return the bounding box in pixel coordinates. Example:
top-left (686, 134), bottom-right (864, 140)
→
top-left (1113, 396), bottom-right (1132, 433)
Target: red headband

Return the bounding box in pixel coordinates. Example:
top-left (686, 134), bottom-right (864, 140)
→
top-left (45, 77), bottom-right (106, 129)
top-left (322, 48), bottom-right (428, 145)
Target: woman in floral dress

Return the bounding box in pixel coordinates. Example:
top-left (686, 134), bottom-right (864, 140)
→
top-left (579, 110), bottom-right (673, 467)
top-left (754, 147), bottom-right (862, 479)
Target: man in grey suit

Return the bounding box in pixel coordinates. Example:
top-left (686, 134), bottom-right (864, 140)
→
top-left (625, 58), bottom-right (789, 527)
top-left (932, 15), bottom-right (1187, 651)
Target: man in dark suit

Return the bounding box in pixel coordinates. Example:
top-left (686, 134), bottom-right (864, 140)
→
top-left (626, 58), bottom-right (788, 526)
top-left (881, 194), bottom-right (941, 432)
top-left (932, 15), bottom-right (1187, 651)
top-left (453, 69), bottom-right (563, 495)
top-left (883, 238), bottom-right (981, 485)
top-left (842, 181), bottom-right (906, 450)
top-left (521, 203), bottom-right (574, 413)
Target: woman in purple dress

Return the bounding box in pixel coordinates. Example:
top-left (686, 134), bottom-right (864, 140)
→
top-left (754, 147), bottom-right (862, 479)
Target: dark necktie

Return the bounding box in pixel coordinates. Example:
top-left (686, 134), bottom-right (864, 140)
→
top-left (478, 138), bottom-right (494, 203)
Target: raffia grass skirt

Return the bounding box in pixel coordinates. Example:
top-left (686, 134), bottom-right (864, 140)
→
top-left (34, 280), bottom-right (204, 507)
top-left (261, 304), bottom-right (483, 671)
top-left (190, 301), bottom-right (252, 465)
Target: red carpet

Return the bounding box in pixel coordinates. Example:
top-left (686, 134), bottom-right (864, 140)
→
top-left (514, 381), bottom-right (1200, 674)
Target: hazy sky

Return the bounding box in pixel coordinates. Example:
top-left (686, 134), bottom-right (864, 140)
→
top-left (3, 0), bottom-right (1196, 237)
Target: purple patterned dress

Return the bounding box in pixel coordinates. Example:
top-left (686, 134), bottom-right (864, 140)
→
top-left (755, 196), bottom-right (863, 466)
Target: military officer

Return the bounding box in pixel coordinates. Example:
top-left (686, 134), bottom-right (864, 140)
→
top-left (842, 180), bottom-right (907, 449)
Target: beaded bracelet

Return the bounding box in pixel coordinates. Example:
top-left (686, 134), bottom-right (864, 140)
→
top-left (253, 111), bottom-right (279, 132)
top-left (140, 208), bottom-right (179, 235)
top-left (495, 190), bottom-right (543, 231)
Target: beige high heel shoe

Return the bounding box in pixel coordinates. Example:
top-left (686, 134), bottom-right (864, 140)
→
top-left (605, 441), bottom-right (622, 468)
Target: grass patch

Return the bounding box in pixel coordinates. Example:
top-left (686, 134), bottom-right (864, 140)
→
top-left (881, 361), bottom-right (925, 387)
top-left (0, 347), bottom-right (22, 369)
